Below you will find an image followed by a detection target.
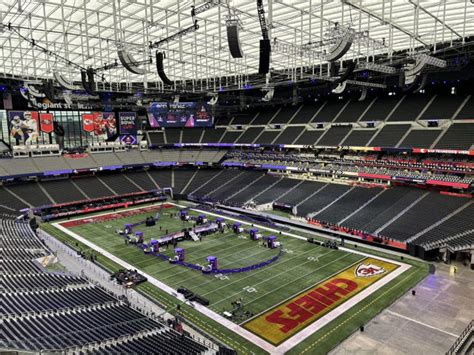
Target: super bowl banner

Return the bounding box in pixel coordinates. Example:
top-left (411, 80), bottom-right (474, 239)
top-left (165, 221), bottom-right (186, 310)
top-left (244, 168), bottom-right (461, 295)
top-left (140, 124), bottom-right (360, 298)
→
top-left (119, 112), bottom-right (138, 145)
top-left (9, 111), bottom-right (39, 144)
top-left (244, 257), bottom-right (399, 345)
top-left (39, 113), bottom-right (54, 133)
top-left (82, 112), bottom-right (117, 139)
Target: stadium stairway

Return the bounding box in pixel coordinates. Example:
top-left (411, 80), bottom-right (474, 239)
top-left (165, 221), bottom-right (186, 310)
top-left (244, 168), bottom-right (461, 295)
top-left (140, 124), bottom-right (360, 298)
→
top-left (0, 215), bottom-right (214, 354)
top-left (405, 200), bottom-right (473, 243)
top-left (307, 186), bottom-right (355, 219)
top-left (224, 174), bottom-right (265, 202)
top-left (373, 192), bottom-right (430, 235)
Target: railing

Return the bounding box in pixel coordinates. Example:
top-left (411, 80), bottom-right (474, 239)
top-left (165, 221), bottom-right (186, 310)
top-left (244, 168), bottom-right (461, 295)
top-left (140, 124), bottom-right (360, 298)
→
top-left (446, 320), bottom-right (473, 355)
top-left (39, 228), bottom-right (220, 353)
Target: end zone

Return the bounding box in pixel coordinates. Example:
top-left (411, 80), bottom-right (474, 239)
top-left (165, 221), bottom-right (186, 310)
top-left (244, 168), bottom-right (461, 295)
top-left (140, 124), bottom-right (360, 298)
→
top-left (244, 257), bottom-right (400, 345)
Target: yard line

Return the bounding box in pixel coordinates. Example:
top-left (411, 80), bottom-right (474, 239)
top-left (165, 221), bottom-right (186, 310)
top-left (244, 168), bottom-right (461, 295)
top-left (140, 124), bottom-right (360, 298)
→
top-left (166, 244), bottom-right (279, 286)
top-left (167, 234), bottom-right (315, 286)
top-left (207, 251), bottom-right (351, 308)
top-left (146, 237), bottom-right (260, 276)
top-left (134, 234), bottom-right (250, 271)
top-left (195, 246), bottom-right (326, 298)
top-left (241, 255), bottom-right (365, 325)
top-left (161, 243), bottom-right (274, 283)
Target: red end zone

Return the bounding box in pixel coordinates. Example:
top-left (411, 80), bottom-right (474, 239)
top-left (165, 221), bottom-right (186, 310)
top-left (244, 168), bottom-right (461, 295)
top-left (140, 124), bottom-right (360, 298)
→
top-left (60, 204), bottom-right (174, 228)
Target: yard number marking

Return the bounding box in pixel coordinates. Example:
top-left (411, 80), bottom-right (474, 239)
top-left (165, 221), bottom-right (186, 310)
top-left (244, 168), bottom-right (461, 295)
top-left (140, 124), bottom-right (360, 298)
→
top-left (243, 286), bottom-right (257, 293)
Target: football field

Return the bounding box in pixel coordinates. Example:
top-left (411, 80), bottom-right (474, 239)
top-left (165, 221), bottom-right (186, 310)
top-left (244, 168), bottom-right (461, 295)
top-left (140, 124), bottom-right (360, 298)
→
top-left (48, 202), bottom-right (419, 353)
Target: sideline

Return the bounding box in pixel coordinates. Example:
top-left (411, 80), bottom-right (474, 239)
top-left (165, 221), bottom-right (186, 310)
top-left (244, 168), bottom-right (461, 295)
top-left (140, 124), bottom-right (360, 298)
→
top-left (52, 201), bottom-right (412, 353)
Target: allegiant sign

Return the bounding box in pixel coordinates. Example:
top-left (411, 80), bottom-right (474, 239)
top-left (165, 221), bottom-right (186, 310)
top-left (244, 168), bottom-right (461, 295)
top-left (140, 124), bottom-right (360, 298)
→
top-left (244, 257), bottom-right (399, 345)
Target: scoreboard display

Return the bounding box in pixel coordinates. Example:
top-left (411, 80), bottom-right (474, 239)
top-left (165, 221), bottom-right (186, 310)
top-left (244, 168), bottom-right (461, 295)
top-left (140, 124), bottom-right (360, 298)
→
top-left (147, 102), bottom-right (214, 128)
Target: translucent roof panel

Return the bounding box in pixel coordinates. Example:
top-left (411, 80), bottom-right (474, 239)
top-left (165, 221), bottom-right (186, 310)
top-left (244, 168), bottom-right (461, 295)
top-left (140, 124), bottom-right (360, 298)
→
top-left (0, 0), bottom-right (473, 84)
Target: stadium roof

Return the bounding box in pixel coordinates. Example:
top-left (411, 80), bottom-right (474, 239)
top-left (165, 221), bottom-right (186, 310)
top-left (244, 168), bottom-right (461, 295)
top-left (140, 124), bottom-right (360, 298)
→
top-left (1, 0), bottom-right (474, 86)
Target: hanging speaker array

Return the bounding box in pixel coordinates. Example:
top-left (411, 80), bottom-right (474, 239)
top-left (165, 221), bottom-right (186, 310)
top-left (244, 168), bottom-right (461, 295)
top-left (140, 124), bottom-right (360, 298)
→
top-left (53, 72), bottom-right (79, 90)
top-left (156, 51), bottom-right (173, 86)
top-left (42, 79), bottom-right (56, 102)
top-left (81, 68), bottom-right (96, 95)
top-left (334, 60), bottom-right (356, 84)
top-left (325, 32), bottom-right (354, 62)
top-left (118, 49), bottom-right (147, 75)
top-left (226, 20), bottom-right (244, 58)
top-left (258, 39), bottom-right (271, 74)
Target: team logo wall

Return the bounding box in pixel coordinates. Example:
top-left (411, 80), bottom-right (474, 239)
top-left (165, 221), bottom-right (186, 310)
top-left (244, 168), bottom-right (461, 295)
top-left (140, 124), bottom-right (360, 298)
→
top-left (243, 257), bottom-right (398, 345)
top-left (39, 113), bottom-right (54, 133)
top-left (355, 263), bottom-right (386, 278)
top-left (8, 111), bottom-right (39, 144)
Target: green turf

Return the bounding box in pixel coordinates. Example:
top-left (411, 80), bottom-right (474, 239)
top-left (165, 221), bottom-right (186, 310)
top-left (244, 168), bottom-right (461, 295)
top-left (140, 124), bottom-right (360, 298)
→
top-left (45, 203), bottom-right (429, 354)
top-left (62, 206), bottom-right (364, 319)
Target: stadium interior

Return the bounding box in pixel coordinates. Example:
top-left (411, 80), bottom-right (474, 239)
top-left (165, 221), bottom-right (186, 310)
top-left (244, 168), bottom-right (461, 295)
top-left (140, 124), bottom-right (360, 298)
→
top-left (0, 0), bottom-right (473, 354)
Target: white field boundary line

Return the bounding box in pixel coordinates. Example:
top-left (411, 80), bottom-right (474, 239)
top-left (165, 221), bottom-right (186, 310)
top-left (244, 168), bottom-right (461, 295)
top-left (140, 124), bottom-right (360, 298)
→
top-left (275, 263), bottom-right (411, 354)
top-left (51, 222), bottom-right (277, 353)
top-left (53, 201), bottom-right (412, 353)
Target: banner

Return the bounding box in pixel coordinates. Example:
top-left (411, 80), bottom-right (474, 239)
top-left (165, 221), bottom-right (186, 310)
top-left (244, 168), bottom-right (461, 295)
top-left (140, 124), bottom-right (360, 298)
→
top-left (119, 112), bottom-right (137, 135)
top-left (82, 113), bottom-right (94, 132)
top-left (119, 112), bottom-right (138, 145)
top-left (147, 102), bottom-right (213, 128)
top-left (8, 111), bottom-right (39, 144)
top-left (83, 112), bottom-right (117, 139)
top-left (102, 112), bottom-right (117, 139)
top-left (39, 113), bottom-right (54, 133)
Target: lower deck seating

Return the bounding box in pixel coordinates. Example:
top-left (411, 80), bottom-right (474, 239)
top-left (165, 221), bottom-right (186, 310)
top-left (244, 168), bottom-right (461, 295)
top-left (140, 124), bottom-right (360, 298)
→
top-left (190, 169), bottom-right (235, 196)
top-left (72, 176), bottom-right (112, 199)
top-left (379, 193), bottom-right (468, 241)
top-left (172, 169), bottom-right (196, 194)
top-left (414, 203), bottom-right (474, 248)
top-left (227, 174), bottom-right (280, 205)
top-left (312, 186), bottom-right (381, 223)
top-left (125, 170), bottom-right (158, 191)
top-left (296, 183), bottom-right (348, 217)
top-left (0, 216), bottom-right (211, 354)
top-left (342, 188), bottom-right (410, 230)
top-left (355, 189), bottom-right (426, 234)
top-left (0, 187), bottom-right (28, 211)
top-left (254, 178), bottom-right (299, 204)
top-left (90, 329), bottom-right (209, 355)
top-left (183, 169), bottom-right (221, 194)
top-left (39, 179), bottom-right (87, 203)
top-left (6, 182), bottom-right (52, 207)
top-left (148, 170), bottom-right (172, 188)
top-left (207, 171), bottom-right (263, 202)
top-left (277, 180), bottom-right (323, 206)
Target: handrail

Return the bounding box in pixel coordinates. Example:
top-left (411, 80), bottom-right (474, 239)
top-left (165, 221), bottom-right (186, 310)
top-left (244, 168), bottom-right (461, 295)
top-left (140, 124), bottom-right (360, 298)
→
top-left (446, 320), bottom-right (473, 355)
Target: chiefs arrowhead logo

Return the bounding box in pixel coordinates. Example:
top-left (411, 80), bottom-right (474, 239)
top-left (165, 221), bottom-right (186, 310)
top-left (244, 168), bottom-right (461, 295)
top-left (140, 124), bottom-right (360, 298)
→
top-left (355, 263), bottom-right (385, 278)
